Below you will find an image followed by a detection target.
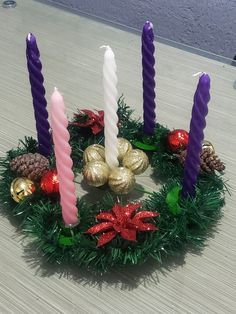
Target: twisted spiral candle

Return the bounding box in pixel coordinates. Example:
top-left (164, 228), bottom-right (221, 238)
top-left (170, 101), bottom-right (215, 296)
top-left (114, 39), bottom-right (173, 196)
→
top-left (26, 33), bottom-right (52, 157)
top-left (101, 45), bottom-right (119, 169)
top-left (181, 73), bottom-right (211, 198)
top-left (51, 88), bottom-right (78, 226)
top-left (142, 21), bottom-right (156, 135)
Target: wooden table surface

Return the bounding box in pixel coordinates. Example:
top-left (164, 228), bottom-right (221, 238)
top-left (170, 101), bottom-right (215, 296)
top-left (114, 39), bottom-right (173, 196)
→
top-left (0, 1), bottom-right (235, 313)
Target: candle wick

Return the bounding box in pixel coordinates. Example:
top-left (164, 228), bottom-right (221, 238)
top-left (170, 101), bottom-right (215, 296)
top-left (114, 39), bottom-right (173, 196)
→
top-left (27, 33), bottom-right (32, 41)
top-left (192, 71), bottom-right (207, 77)
top-left (54, 87), bottom-right (58, 92)
top-left (100, 45), bottom-right (109, 50)
top-left (145, 21), bottom-right (153, 29)
top-left (192, 72), bottom-right (203, 77)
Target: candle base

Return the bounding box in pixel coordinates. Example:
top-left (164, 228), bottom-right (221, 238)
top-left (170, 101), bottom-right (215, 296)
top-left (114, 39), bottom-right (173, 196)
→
top-left (64, 221), bottom-right (80, 228)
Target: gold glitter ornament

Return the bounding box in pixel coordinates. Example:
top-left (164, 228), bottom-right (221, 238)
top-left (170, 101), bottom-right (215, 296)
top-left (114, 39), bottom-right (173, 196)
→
top-left (122, 149), bottom-right (149, 175)
top-left (83, 161), bottom-right (110, 187)
top-left (108, 167), bottom-right (135, 194)
top-left (117, 138), bottom-right (133, 161)
top-left (202, 140), bottom-right (215, 154)
top-left (10, 177), bottom-right (36, 203)
top-left (83, 144), bottom-right (105, 164)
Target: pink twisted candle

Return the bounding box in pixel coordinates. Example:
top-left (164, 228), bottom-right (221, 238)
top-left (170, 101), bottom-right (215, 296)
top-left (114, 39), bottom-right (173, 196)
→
top-left (50, 88), bottom-right (78, 226)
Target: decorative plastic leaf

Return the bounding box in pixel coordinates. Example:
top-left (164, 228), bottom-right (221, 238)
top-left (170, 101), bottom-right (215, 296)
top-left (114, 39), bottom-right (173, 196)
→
top-left (166, 185), bottom-right (182, 215)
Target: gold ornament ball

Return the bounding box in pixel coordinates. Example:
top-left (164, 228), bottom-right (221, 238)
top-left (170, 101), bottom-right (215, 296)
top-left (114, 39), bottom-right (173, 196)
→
top-left (117, 138), bottom-right (133, 161)
top-left (202, 140), bottom-right (215, 154)
top-left (122, 149), bottom-right (149, 175)
top-left (10, 177), bottom-right (36, 203)
top-left (108, 167), bottom-right (135, 194)
top-left (83, 144), bottom-right (105, 164)
top-left (83, 161), bottom-right (110, 187)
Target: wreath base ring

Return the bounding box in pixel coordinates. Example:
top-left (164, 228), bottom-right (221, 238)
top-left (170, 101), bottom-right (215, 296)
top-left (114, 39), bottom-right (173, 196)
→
top-left (0, 100), bottom-right (226, 274)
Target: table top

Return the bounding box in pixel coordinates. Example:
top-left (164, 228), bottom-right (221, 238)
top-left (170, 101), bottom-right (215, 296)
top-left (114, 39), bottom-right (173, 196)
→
top-left (0, 1), bottom-right (235, 313)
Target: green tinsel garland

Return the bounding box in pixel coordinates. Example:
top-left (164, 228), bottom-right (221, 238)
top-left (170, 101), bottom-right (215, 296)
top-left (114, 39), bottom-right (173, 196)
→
top-left (0, 99), bottom-right (226, 273)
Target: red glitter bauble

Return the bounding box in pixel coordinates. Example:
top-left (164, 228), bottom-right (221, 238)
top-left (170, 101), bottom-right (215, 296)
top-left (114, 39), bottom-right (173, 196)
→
top-left (167, 129), bottom-right (189, 152)
top-left (40, 169), bottom-right (59, 195)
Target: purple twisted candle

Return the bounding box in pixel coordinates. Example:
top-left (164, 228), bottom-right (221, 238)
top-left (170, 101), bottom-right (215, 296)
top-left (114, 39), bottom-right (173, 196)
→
top-left (142, 21), bottom-right (156, 135)
top-left (26, 33), bottom-right (52, 157)
top-left (182, 73), bottom-right (211, 198)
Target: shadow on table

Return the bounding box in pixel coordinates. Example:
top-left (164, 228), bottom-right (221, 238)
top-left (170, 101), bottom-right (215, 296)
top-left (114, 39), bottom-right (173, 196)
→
top-left (0, 184), bottom-right (204, 291)
top-left (22, 241), bottom-right (190, 290)
top-left (0, 198), bottom-right (190, 290)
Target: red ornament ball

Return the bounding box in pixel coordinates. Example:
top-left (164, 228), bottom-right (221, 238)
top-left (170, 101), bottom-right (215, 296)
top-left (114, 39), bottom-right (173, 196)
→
top-left (40, 169), bottom-right (59, 195)
top-left (167, 129), bottom-right (189, 152)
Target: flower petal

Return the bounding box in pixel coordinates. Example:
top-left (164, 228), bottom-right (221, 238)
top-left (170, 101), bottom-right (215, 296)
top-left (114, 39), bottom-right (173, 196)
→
top-left (91, 123), bottom-right (103, 135)
top-left (136, 222), bottom-right (158, 232)
top-left (133, 211), bottom-right (159, 220)
top-left (81, 109), bottom-right (97, 119)
top-left (121, 202), bottom-right (142, 219)
top-left (71, 121), bottom-right (92, 127)
top-left (120, 228), bottom-right (137, 241)
top-left (113, 223), bottom-right (122, 233)
top-left (113, 202), bottom-right (141, 220)
top-left (111, 204), bottom-right (123, 219)
top-left (97, 230), bottom-right (117, 247)
top-left (127, 202), bottom-right (142, 211)
top-left (97, 110), bottom-right (104, 122)
top-left (86, 222), bottom-right (113, 234)
top-left (96, 212), bottom-right (116, 222)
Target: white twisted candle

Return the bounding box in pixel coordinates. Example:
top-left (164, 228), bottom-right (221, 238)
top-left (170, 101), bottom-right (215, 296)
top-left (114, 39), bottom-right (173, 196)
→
top-left (101, 45), bottom-right (119, 169)
top-left (50, 88), bottom-right (78, 226)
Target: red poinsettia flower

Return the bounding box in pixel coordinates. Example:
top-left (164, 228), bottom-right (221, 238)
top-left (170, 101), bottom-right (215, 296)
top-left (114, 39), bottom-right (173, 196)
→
top-left (86, 202), bottom-right (159, 247)
top-left (72, 109), bottom-right (104, 135)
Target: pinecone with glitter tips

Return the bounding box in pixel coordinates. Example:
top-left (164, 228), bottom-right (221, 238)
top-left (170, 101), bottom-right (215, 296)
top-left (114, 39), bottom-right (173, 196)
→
top-left (178, 148), bottom-right (225, 173)
top-left (10, 153), bottom-right (50, 181)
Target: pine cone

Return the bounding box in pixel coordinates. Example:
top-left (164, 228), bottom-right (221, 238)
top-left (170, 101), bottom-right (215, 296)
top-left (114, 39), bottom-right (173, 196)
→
top-left (10, 153), bottom-right (50, 181)
top-left (200, 148), bottom-right (225, 173)
top-left (178, 148), bottom-right (225, 173)
top-left (178, 149), bottom-right (187, 166)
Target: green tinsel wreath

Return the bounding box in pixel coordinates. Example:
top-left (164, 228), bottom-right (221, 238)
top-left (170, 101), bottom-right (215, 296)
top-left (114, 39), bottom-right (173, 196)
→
top-left (0, 98), bottom-right (226, 273)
